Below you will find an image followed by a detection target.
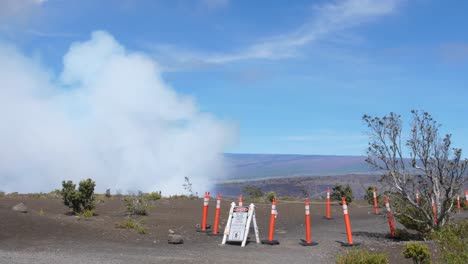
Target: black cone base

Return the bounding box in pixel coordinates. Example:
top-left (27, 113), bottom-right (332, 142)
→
top-left (261, 239), bottom-right (280, 245)
top-left (323, 216), bottom-right (334, 220)
top-left (196, 224), bottom-right (211, 232)
top-left (341, 242), bottom-right (361, 247)
top-left (299, 239), bottom-right (318, 246)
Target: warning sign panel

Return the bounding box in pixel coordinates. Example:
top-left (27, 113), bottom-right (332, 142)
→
top-left (228, 207), bottom-right (249, 241)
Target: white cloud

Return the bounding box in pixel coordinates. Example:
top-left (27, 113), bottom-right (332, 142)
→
top-left (0, 31), bottom-right (236, 194)
top-left (151, 0), bottom-right (399, 68)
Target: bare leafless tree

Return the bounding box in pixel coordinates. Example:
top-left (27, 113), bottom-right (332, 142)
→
top-left (363, 111), bottom-right (467, 232)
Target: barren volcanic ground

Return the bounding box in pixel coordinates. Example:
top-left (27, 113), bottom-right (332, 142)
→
top-left (1, 196), bottom-right (465, 264)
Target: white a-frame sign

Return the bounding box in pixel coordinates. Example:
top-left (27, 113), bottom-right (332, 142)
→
top-left (221, 202), bottom-right (260, 247)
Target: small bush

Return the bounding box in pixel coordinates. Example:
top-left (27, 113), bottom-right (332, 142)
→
top-left (363, 186), bottom-right (384, 207)
top-left (431, 219), bottom-right (468, 264)
top-left (331, 184), bottom-right (354, 205)
top-left (61, 179), bottom-right (96, 214)
top-left (39, 208), bottom-right (45, 216)
top-left (116, 218), bottom-right (148, 234)
top-left (0, 191), bottom-right (4, 197)
top-left (336, 249), bottom-right (389, 264)
top-left (146, 191), bottom-right (162, 201)
top-left (266, 191), bottom-right (276, 202)
top-left (402, 242), bottom-right (431, 264)
top-left (123, 195), bottom-right (149, 216)
top-left (137, 226), bottom-right (148, 234)
top-left (243, 185), bottom-right (263, 199)
top-left (105, 189), bottom-right (111, 198)
top-left (78, 209), bottom-right (94, 218)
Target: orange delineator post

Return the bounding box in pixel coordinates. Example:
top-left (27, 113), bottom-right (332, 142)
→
top-left (457, 195), bottom-right (461, 213)
top-left (326, 187), bottom-right (332, 219)
top-left (213, 193), bottom-right (221, 234)
top-left (261, 197), bottom-right (279, 245)
top-left (465, 191), bottom-right (468, 207)
top-left (385, 196), bottom-right (396, 238)
top-left (201, 192), bottom-right (210, 231)
top-left (341, 197), bottom-right (360, 246)
top-left (431, 196), bottom-right (437, 225)
top-left (373, 187), bottom-right (379, 215)
top-left (305, 199), bottom-right (311, 243)
top-left (238, 195), bottom-right (243, 207)
top-left (415, 191), bottom-right (420, 204)
top-left (300, 198), bottom-right (318, 246)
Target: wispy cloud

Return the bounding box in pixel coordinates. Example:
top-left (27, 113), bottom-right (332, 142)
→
top-left (279, 133), bottom-right (367, 142)
top-left (150, 0), bottom-right (399, 69)
top-left (0, 0), bottom-right (47, 22)
top-left (201, 0), bottom-right (229, 10)
top-left (439, 42), bottom-right (468, 64)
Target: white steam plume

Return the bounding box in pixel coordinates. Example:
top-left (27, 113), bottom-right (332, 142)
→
top-left (0, 31), bottom-right (236, 194)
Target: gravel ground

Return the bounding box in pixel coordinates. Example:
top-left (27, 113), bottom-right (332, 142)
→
top-left (1, 197), bottom-right (465, 263)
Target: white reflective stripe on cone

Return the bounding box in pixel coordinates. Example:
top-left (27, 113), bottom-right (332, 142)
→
top-left (342, 204), bottom-right (348, 215)
top-left (373, 192), bottom-right (376, 198)
top-left (216, 200), bottom-right (221, 208)
top-left (305, 205), bottom-right (310, 215)
top-left (326, 193), bottom-right (330, 199)
top-left (385, 203), bottom-right (391, 212)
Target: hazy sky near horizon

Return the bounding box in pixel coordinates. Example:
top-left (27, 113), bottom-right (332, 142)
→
top-left (1, 0), bottom-right (468, 157)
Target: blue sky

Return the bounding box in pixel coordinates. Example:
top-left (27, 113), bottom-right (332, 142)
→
top-left (1, 0), bottom-right (468, 156)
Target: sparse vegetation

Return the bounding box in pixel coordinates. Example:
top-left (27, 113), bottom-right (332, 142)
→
top-left (39, 208), bottom-right (44, 216)
top-left (182, 176), bottom-right (194, 198)
top-left (105, 189), bottom-right (111, 198)
top-left (266, 191), bottom-right (276, 202)
top-left (123, 195), bottom-right (149, 216)
top-left (116, 218), bottom-right (148, 234)
top-left (331, 183), bottom-right (354, 205)
top-left (363, 111), bottom-right (467, 233)
top-left (145, 191), bottom-right (162, 201)
top-left (243, 185), bottom-right (263, 199)
top-left (431, 219), bottom-right (468, 264)
top-left (60, 178), bottom-right (96, 214)
top-left (78, 209), bottom-right (95, 219)
top-left (402, 242), bottom-right (431, 264)
top-left (363, 186), bottom-right (384, 207)
top-left (336, 249), bottom-right (389, 264)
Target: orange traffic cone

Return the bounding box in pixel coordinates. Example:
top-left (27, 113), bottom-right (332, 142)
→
top-left (373, 187), bottom-right (379, 215)
top-left (261, 197), bottom-right (279, 245)
top-left (238, 195), bottom-right (243, 207)
top-left (208, 193), bottom-right (222, 236)
top-left (340, 197), bottom-right (360, 247)
top-left (324, 187), bottom-right (333, 220)
top-left (300, 198), bottom-right (318, 246)
top-left (384, 196), bottom-right (396, 238)
top-left (197, 192), bottom-right (211, 232)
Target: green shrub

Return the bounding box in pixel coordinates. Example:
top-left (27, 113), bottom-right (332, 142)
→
top-left (402, 242), bottom-right (431, 264)
top-left (277, 196), bottom-right (298, 201)
top-left (363, 186), bottom-right (384, 207)
top-left (331, 184), bottom-right (354, 205)
top-left (61, 179), bottom-right (96, 214)
top-left (123, 195), bottom-right (149, 216)
top-left (146, 191), bottom-right (162, 201)
top-left (243, 185), bottom-right (263, 199)
top-left (266, 191), bottom-right (276, 202)
top-left (39, 208), bottom-right (44, 216)
top-left (336, 249), bottom-right (388, 264)
top-left (116, 218), bottom-right (148, 234)
top-left (79, 209), bottom-right (94, 218)
top-left (105, 189), bottom-right (111, 198)
top-left (431, 220), bottom-right (468, 264)
top-left (0, 191), bottom-right (5, 197)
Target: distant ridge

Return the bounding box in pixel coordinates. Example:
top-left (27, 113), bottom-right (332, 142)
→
top-left (223, 153), bottom-right (375, 180)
